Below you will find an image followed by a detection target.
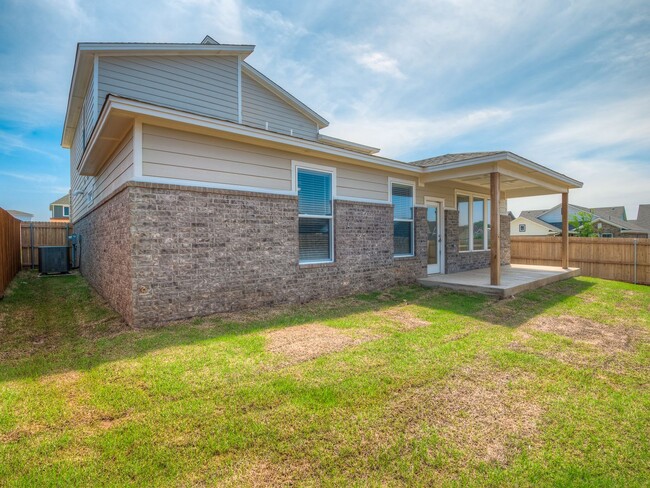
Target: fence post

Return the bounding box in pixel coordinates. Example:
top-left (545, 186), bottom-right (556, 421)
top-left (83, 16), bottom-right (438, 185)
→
top-left (633, 239), bottom-right (638, 285)
top-left (30, 221), bottom-right (34, 270)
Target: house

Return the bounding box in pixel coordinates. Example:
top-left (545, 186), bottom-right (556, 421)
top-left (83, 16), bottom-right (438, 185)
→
top-left (7, 210), bottom-right (33, 222)
top-left (511, 204), bottom-right (649, 238)
top-left (630, 204), bottom-right (650, 233)
top-left (49, 194), bottom-right (71, 222)
top-left (61, 37), bottom-right (582, 326)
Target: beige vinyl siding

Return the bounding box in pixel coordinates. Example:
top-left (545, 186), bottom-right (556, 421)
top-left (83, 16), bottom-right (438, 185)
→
top-left (98, 56), bottom-right (239, 122)
top-left (82, 68), bottom-right (96, 147)
top-left (418, 182), bottom-right (508, 214)
top-left (141, 124), bottom-right (420, 198)
top-left (70, 130), bottom-right (134, 222)
top-left (241, 72), bottom-right (318, 141)
top-left (142, 125), bottom-right (292, 191)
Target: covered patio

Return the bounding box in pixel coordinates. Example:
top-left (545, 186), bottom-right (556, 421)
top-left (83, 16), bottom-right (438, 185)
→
top-left (418, 264), bottom-right (581, 298)
top-left (415, 151), bottom-right (583, 292)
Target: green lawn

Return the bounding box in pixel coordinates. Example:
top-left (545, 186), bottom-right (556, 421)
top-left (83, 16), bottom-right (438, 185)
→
top-left (0, 272), bottom-right (649, 487)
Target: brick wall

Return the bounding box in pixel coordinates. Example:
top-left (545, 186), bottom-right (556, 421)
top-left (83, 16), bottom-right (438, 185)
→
top-left (127, 183), bottom-right (428, 326)
top-left (444, 210), bottom-right (511, 273)
top-left (74, 188), bottom-right (134, 324)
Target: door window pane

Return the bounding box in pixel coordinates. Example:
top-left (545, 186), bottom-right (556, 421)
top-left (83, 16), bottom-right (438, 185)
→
top-left (427, 206), bottom-right (438, 265)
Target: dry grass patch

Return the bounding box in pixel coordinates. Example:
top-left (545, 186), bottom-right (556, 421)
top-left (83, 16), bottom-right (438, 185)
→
top-left (265, 323), bottom-right (378, 365)
top-left (220, 457), bottom-right (312, 488)
top-left (389, 365), bottom-right (542, 466)
top-left (374, 306), bottom-right (430, 330)
top-left (527, 315), bottom-right (638, 352)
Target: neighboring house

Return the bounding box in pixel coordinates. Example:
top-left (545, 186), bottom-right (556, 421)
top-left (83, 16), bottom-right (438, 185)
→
top-left (511, 204), bottom-right (649, 238)
top-left (50, 194), bottom-right (71, 222)
top-left (7, 210), bottom-right (33, 222)
top-left (629, 204), bottom-right (650, 233)
top-left (511, 210), bottom-right (562, 236)
top-left (61, 37), bottom-right (582, 326)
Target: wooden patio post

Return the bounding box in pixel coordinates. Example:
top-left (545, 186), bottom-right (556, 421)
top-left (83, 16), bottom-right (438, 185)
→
top-left (490, 172), bottom-right (501, 285)
top-left (561, 191), bottom-right (569, 269)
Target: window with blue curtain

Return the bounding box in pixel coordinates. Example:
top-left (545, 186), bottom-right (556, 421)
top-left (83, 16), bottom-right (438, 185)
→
top-left (298, 168), bottom-right (333, 263)
top-left (392, 183), bottom-right (414, 256)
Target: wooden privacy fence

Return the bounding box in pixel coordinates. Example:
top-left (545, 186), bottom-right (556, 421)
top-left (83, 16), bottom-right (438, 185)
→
top-left (511, 236), bottom-right (650, 285)
top-left (0, 208), bottom-right (21, 296)
top-left (21, 222), bottom-right (73, 268)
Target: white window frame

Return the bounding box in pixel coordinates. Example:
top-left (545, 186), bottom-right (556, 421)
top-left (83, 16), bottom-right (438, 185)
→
top-left (63, 206), bottom-right (70, 217)
top-left (519, 223), bottom-right (526, 233)
top-left (292, 161), bottom-right (336, 265)
top-left (456, 190), bottom-right (491, 252)
top-left (390, 178), bottom-right (416, 258)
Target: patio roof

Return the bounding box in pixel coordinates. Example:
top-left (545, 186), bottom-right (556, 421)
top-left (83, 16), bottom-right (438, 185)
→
top-left (415, 151), bottom-right (582, 198)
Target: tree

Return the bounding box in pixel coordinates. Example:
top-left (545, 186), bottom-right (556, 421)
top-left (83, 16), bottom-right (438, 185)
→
top-left (569, 211), bottom-right (598, 237)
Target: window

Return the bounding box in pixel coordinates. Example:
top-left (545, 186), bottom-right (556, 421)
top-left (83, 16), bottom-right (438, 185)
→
top-left (457, 192), bottom-right (490, 251)
top-left (391, 182), bottom-right (414, 256)
top-left (297, 167), bottom-right (333, 263)
top-left (519, 223), bottom-right (526, 233)
top-left (458, 195), bottom-right (470, 251)
top-left (63, 206), bottom-right (70, 217)
top-left (600, 233), bottom-right (613, 238)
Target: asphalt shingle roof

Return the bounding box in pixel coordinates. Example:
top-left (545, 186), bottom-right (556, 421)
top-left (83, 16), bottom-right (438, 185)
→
top-left (408, 152), bottom-right (504, 168)
top-left (49, 194), bottom-right (70, 207)
top-left (630, 204), bottom-right (650, 232)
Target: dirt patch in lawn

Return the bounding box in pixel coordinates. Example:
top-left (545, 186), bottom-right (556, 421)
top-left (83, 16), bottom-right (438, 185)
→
top-left (266, 323), bottom-right (378, 365)
top-left (390, 366), bottom-right (541, 466)
top-left (509, 315), bottom-right (650, 372)
top-left (526, 315), bottom-right (636, 352)
top-left (375, 306), bottom-right (430, 330)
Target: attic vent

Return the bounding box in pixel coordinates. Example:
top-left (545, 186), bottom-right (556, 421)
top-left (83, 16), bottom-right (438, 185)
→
top-left (201, 35), bottom-right (219, 45)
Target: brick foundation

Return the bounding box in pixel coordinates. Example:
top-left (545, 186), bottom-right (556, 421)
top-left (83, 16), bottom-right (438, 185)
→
top-left (444, 210), bottom-right (511, 273)
top-left (76, 182), bottom-right (429, 326)
top-left (75, 188), bottom-right (134, 324)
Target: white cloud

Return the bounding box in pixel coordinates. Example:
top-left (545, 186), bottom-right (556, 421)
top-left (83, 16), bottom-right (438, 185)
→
top-left (355, 49), bottom-right (405, 79)
top-left (323, 107), bottom-right (512, 158)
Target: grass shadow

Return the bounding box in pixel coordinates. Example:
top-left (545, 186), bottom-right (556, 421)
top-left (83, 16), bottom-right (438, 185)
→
top-left (0, 271), bottom-right (596, 383)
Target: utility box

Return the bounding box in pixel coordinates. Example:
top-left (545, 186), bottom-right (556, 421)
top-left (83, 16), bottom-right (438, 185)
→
top-left (38, 246), bottom-right (70, 275)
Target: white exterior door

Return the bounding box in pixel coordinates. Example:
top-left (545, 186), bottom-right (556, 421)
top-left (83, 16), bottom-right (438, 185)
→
top-left (426, 201), bottom-right (442, 274)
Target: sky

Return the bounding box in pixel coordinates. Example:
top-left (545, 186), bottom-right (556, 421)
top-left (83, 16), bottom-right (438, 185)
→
top-left (0, 0), bottom-right (649, 220)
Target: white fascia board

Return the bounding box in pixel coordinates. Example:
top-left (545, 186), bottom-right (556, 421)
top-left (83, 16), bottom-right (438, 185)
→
top-left (318, 134), bottom-right (380, 154)
top-left (421, 152), bottom-right (583, 189)
top-left (83, 96), bottom-right (419, 176)
top-left (77, 43), bottom-right (255, 57)
top-left (241, 62), bottom-right (329, 128)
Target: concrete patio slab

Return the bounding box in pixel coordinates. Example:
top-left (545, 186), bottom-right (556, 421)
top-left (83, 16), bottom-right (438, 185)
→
top-left (418, 264), bottom-right (581, 298)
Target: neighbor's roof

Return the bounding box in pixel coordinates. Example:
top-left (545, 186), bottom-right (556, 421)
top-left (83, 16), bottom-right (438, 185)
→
top-left (527, 204), bottom-right (649, 235)
top-left (7, 209), bottom-right (33, 218)
top-left (49, 194), bottom-right (70, 208)
top-left (408, 152), bottom-right (504, 168)
top-left (590, 206), bottom-right (626, 221)
top-left (630, 204), bottom-right (650, 232)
